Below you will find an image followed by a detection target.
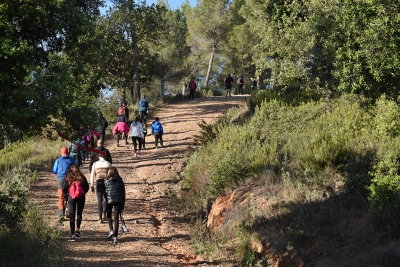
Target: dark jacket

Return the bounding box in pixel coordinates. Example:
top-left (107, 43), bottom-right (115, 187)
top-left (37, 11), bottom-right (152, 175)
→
top-left (62, 175), bottom-right (90, 200)
top-left (224, 75), bottom-right (233, 89)
top-left (97, 116), bottom-right (108, 134)
top-left (116, 114), bottom-right (128, 124)
top-left (89, 146), bottom-right (112, 172)
top-left (105, 175), bottom-right (126, 210)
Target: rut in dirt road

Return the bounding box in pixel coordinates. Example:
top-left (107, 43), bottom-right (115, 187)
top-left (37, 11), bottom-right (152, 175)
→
top-left (32, 96), bottom-right (248, 267)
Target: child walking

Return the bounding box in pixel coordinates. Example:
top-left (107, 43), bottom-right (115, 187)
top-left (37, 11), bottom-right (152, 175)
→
top-left (142, 123), bottom-right (147, 149)
top-left (105, 167), bottom-right (126, 244)
top-left (151, 117), bottom-right (164, 148)
top-left (62, 164), bottom-right (90, 241)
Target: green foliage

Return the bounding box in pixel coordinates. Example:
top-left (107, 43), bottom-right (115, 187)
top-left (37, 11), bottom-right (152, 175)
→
top-left (0, 167), bottom-right (63, 266)
top-left (179, 91), bottom-right (400, 264)
top-left (0, 138), bottom-right (64, 177)
top-left (0, 0), bottom-right (102, 140)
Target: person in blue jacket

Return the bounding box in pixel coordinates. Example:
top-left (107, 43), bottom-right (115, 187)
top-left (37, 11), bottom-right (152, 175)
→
top-left (138, 95), bottom-right (149, 124)
top-left (151, 117), bottom-right (164, 148)
top-left (53, 147), bottom-right (76, 221)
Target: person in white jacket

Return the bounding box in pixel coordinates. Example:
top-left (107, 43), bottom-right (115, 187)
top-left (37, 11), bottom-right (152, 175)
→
top-left (90, 156), bottom-right (112, 223)
top-left (129, 117), bottom-right (144, 158)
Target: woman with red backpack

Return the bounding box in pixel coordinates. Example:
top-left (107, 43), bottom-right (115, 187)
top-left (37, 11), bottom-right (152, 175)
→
top-left (62, 164), bottom-right (90, 242)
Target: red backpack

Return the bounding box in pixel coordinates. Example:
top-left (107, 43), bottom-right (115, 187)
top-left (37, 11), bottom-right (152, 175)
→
top-left (118, 106), bottom-right (126, 115)
top-left (69, 181), bottom-right (85, 199)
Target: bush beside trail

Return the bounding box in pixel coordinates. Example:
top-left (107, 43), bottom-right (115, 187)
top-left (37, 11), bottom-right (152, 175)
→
top-left (179, 91), bottom-right (400, 265)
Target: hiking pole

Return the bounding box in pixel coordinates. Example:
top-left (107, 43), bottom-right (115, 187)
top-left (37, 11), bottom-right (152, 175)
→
top-left (120, 212), bottom-right (128, 233)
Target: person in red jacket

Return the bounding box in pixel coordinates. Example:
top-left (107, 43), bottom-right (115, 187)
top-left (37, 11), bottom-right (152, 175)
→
top-left (112, 121), bottom-right (129, 146)
top-left (188, 78), bottom-right (197, 101)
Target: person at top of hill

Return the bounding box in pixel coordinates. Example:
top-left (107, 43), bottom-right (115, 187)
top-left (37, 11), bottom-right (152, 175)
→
top-left (53, 147), bottom-right (76, 221)
top-left (138, 95), bottom-right (149, 124)
top-left (129, 117), bottom-right (144, 158)
top-left (151, 117), bottom-right (164, 149)
top-left (62, 164), bottom-right (89, 242)
top-left (224, 74), bottom-right (233, 97)
top-left (188, 78), bottom-right (197, 101)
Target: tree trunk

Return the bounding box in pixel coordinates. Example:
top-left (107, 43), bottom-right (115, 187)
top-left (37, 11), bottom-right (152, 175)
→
top-left (204, 44), bottom-right (216, 87)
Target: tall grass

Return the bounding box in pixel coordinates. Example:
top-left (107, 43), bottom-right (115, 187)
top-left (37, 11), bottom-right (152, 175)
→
top-left (0, 137), bottom-right (64, 176)
top-left (0, 138), bottom-right (66, 266)
top-left (0, 167), bottom-right (64, 266)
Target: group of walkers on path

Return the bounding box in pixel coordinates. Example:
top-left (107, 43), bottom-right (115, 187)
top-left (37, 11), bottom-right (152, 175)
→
top-left (53, 145), bottom-right (125, 244)
top-left (52, 95), bottom-right (166, 243)
top-left (187, 74), bottom-right (257, 100)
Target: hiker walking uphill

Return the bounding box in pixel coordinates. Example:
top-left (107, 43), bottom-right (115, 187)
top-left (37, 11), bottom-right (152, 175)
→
top-left (90, 155), bottom-right (112, 223)
top-left (112, 120), bottom-right (129, 147)
top-left (62, 164), bottom-right (90, 242)
top-left (188, 78), bottom-right (197, 101)
top-left (97, 113), bottom-right (108, 143)
top-left (53, 147), bottom-right (76, 221)
top-left (151, 117), bottom-right (164, 149)
top-left (138, 95), bottom-right (149, 124)
top-left (105, 167), bottom-right (126, 244)
top-left (68, 138), bottom-right (83, 167)
top-left (117, 101), bottom-right (129, 124)
top-left (89, 139), bottom-right (112, 173)
top-left (129, 117), bottom-right (144, 158)
top-left (224, 74), bottom-right (233, 97)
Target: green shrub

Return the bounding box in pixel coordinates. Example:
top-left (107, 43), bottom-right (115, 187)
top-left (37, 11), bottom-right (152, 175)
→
top-left (0, 167), bottom-right (63, 266)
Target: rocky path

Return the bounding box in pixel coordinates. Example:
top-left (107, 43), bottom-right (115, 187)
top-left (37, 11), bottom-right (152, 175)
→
top-left (32, 95), bottom-right (248, 266)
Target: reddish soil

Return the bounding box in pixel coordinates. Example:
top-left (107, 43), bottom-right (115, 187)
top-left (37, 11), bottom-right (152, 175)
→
top-left (32, 95), bottom-right (248, 266)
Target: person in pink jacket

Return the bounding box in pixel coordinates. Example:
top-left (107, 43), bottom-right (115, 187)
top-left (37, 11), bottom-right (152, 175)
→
top-left (112, 122), bottom-right (129, 146)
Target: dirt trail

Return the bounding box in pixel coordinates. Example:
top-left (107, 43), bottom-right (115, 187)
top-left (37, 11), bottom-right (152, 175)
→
top-left (32, 95), bottom-right (248, 266)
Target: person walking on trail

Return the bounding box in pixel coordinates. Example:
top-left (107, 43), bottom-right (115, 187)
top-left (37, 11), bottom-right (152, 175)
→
top-left (142, 122), bottom-right (148, 149)
top-left (129, 117), bottom-right (144, 158)
top-left (224, 74), bottom-right (233, 97)
top-left (89, 139), bottom-right (112, 173)
top-left (112, 120), bottom-right (129, 146)
top-left (97, 112), bottom-right (108, 143)
top-left (237, 76), bottom-right (244, 95)
top-left (138, 95), bottom-right (149, 124)
top-left (116, 109), bottom-right (128, 124)
top-left (151, 117), bottom-right (164, 149)
top-left (116, 101), bottom-right (129, 124)
top-left (90, 154), bottom-right (112, 223)
top-left (62, 164), bottom-right (89, 242)
top-left (68, 138), bottom-right (83, 167)
top-left (53, 147), bottom-right (76, 221)
top-left (105, 167), bottom-right (126, 244)
top-left (188, 78), bottom-right (197, 101)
